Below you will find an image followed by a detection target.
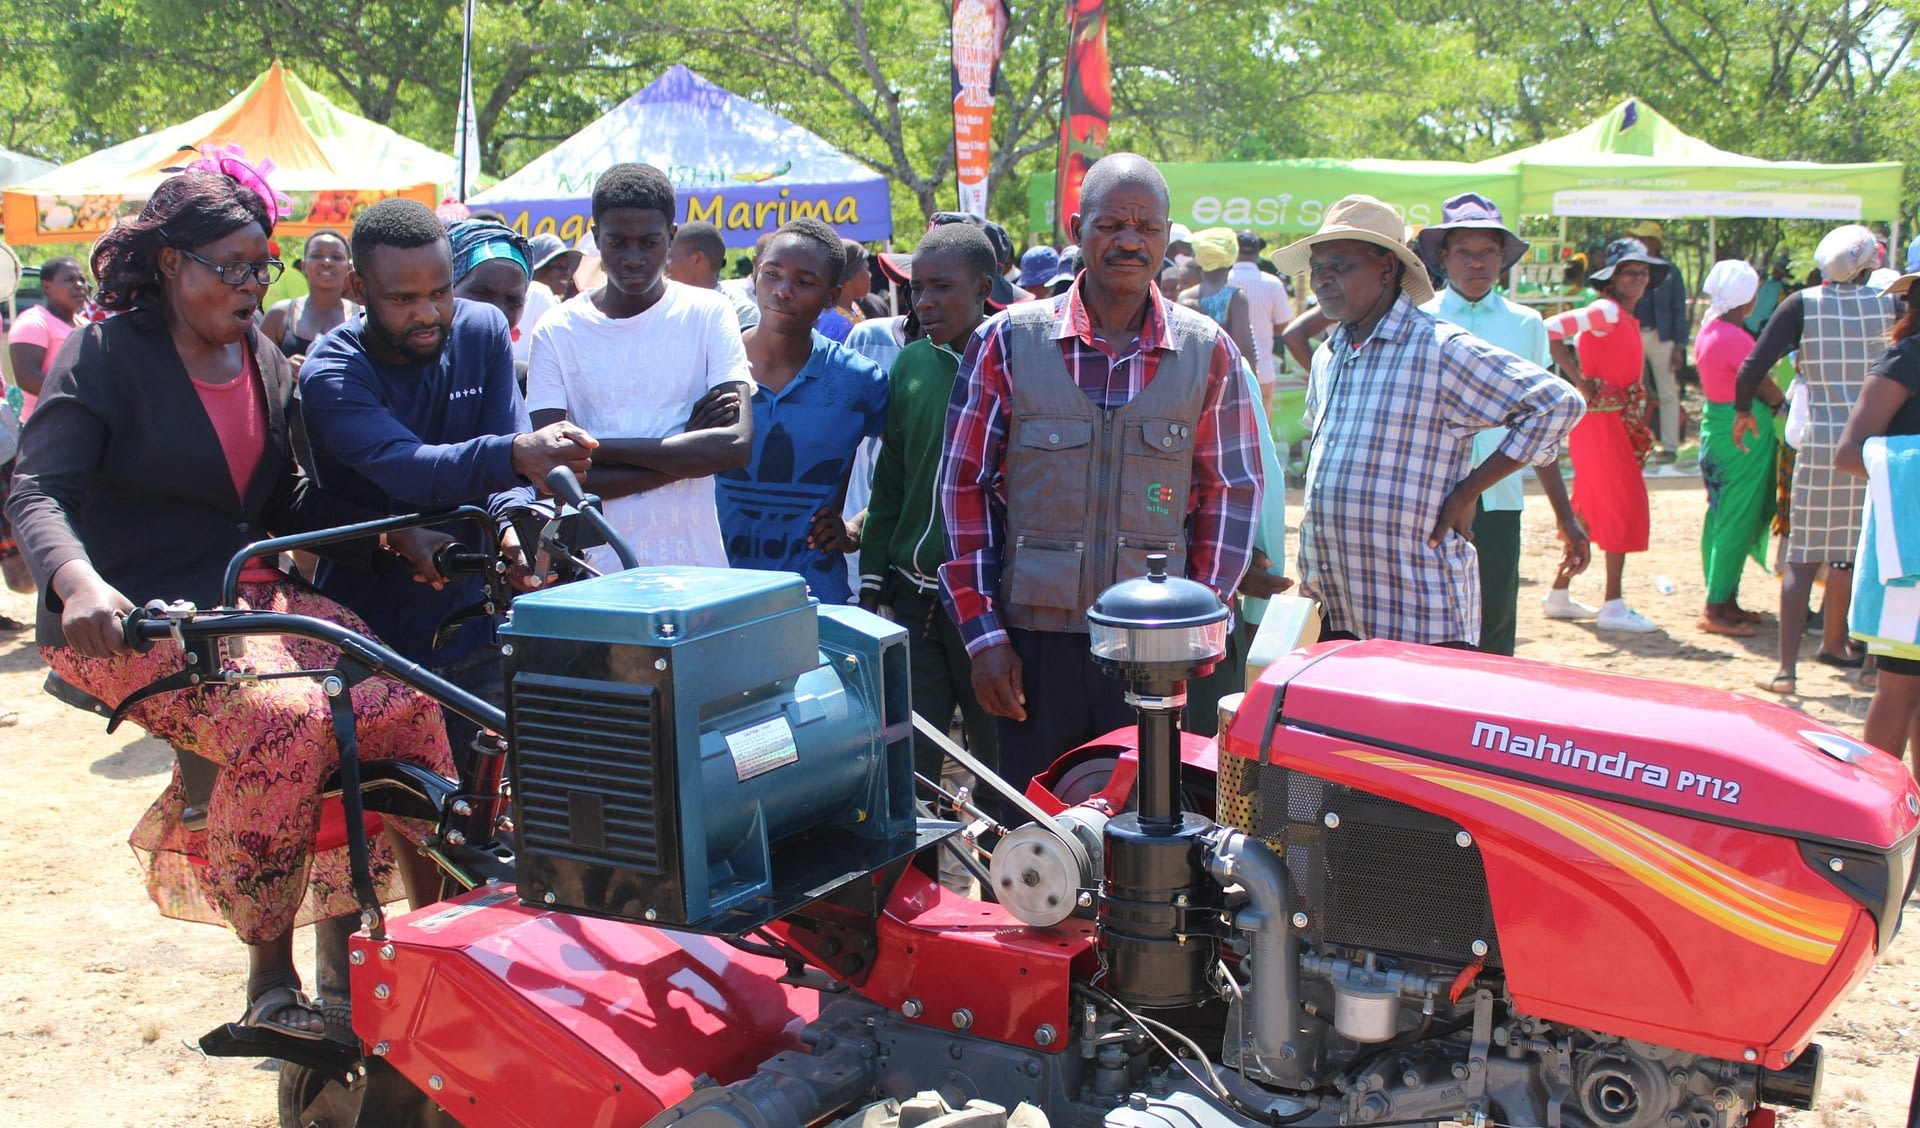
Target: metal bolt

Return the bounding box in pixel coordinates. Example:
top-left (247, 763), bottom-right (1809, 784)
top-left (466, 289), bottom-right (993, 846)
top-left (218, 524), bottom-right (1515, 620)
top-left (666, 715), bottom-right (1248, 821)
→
top-left (445, 829), bottom-right (467, 847)
top-left (902, 998), bottom-right (923, 1018)
top-left (500, 644), bottom-right (514, 656)
top-left (1291, 912), bottom-right (1309, 929)
top-left (1323, 812), bottom-right (1340, 828)
top-left (322, 675), bottom-right (345, 697)
top-left (1035, 1024), bottom-right (1057, 1047)
top-left (495, 815), bottom-right (515, 834)
top-left (1077, 891), bottom-right (1094, 909)
top-left (350, 950), bottom-right (366, 966)
top-left (379, 943), bottom-right (395, 961)
top-left (429, 1075), bottom-right (445, 1091)
top-left (1742, 1048), bottom-right (1758, 1062)
top-left (654, 658), bottom-right (668, 671)
top-left (645, 908), bottom-right (659, 921)
top-left (452, 799), bottom-right (474, 817)
top-left (374, 984), bottom-right (390, 1000)
top-left (845, 655), bottom-right (859, 668)
top-left (1471, 940), bottom-right (1488, 957)
top-left (1712, 1086), bottom-right (1737, 1112)
top-left (1455, 830), bottom-right (1473, 848)
top-left (371, 1041), bottom-right (390, 1056)
top-left (1828, 857), bottom-right (1844, 872)
top-left (1172, 894), bottom-right (1189, 907)
top-left (952, 1009), bottom-right (973, 1029)
top-left (542, 891), bottom-right (557, 904)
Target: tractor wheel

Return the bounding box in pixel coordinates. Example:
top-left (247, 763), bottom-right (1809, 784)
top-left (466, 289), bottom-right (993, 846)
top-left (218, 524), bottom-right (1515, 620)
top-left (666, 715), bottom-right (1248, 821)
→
top-left (278, 1057), bottom-right (462, 1128)
top-left (277, 1060), bottom-right (363, 1128)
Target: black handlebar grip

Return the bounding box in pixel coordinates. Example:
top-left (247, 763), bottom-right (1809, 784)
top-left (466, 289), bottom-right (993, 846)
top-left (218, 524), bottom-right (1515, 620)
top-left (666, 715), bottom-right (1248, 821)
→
top-left (545, 466), bottom-right (588, 508)
top-left (122, 605), bottom-right (165, 654)
top-left (432, 544), bottom-right (492, 576)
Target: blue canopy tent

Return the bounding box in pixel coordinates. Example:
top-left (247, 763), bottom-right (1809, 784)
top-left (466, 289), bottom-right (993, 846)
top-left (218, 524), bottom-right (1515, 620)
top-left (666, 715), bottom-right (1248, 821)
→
top-left (471, 65), bottom-right (891, 246)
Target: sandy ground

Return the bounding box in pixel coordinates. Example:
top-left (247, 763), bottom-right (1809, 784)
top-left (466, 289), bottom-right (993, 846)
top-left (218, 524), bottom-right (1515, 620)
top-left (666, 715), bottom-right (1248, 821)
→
top-left (0, 483), bottom-right (1913, 1127)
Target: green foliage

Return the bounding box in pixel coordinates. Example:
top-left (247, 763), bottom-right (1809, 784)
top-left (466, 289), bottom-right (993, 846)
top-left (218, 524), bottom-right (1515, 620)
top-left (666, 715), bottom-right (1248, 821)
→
top-left (1, 0), bottom-right (1914, 248)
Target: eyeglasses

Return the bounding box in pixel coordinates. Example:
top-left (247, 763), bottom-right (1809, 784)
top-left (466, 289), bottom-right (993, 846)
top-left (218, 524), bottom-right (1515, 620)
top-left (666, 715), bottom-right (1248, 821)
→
top-left (177, 247), bottom-right (286, 287)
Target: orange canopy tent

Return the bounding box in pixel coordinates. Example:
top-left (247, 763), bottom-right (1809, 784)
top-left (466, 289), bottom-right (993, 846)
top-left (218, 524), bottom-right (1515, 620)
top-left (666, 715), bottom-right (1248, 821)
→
top-left (2, 62), bottom-right (456, 246)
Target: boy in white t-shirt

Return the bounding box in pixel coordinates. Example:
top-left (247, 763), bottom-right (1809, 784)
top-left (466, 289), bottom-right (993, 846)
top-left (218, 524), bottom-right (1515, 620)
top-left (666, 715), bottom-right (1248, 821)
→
top-left (527, 163), bottom-right (754, 571)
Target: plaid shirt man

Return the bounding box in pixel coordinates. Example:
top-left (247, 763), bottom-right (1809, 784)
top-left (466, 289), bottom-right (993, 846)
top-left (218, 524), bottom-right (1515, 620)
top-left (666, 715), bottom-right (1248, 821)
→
top-left (939, 278), bottom-right (1263, 654)
top-left (1301, 294), bottom-right (1583, 644)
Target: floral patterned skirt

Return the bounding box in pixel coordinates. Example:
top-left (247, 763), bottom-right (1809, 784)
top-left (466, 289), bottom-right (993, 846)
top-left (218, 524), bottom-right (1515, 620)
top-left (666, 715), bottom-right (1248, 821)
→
top-left (43, 581), bottom-right (454, 943)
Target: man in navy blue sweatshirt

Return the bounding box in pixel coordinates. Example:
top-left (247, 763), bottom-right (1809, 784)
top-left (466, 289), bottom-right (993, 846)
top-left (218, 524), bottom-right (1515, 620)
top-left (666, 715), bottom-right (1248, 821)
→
top-left (300, 199), bottom-right (596, 757)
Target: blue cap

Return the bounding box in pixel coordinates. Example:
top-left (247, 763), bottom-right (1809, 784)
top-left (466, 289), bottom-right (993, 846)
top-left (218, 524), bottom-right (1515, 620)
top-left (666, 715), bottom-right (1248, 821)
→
top-left (1018, 246), bottom-right (1060, 288)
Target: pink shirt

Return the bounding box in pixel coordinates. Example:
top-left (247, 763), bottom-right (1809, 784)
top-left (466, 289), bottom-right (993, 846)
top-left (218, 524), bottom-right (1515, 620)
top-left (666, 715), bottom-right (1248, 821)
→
top-left (190, 351), bottom-right (279, 583)
top-left (9, 304), bottom-right (77, 420)
top-left (1694, 318), bottom-right (1755, 405)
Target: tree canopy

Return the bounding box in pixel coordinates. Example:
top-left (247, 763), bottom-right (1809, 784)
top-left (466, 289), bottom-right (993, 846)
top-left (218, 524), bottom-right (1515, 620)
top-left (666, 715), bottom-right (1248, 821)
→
top-left (2, 0), bottom-right (1913, 257)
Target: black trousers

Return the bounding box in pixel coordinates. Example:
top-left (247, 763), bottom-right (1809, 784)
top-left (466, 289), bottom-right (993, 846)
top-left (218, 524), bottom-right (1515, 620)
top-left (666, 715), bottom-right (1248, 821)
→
top-left (996, 628), bottom-right (1133, 796)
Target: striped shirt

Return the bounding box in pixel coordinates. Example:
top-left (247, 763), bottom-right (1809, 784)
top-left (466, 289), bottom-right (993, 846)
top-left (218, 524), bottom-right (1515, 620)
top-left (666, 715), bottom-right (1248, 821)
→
top-left (938, 279), bottom-right (1262, 654)
top-left (1301, 295), bottom-right (1584, 644)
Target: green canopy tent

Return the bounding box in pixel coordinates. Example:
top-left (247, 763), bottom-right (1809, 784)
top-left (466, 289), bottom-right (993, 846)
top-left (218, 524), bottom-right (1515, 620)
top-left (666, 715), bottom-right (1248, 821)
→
top-left (1026, 158), bottom-right (1519, 243)
top-left (1478, 97), bottom-right (1906, 257)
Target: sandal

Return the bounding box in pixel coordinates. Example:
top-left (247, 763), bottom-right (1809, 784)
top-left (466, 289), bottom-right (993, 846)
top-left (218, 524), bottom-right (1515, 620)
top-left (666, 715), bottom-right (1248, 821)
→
top-left (1814, 648), bottom-right (1865, 670)
top-left (241, 984), bottom-right (326, 1041)
top-left (1697, 614), bottom-right (1756, 638)
top-left (1753, 674), bottom-right (1797, 696)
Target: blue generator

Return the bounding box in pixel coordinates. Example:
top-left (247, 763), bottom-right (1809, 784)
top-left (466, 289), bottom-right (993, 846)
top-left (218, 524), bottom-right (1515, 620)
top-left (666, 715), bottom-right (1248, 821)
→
top-left (500, 567), bottom-right (927, 933)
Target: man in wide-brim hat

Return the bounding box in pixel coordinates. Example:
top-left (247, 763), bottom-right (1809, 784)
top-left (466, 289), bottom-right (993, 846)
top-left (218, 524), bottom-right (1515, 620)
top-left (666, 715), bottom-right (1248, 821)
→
top-left (1414, 192), bottom-right (1591, 658)
top-left (1272, 193), bottom-right (1585, 648)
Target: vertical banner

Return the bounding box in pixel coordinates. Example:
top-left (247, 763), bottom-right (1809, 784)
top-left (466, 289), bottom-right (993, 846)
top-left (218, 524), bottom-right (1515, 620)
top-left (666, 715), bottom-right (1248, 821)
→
top-left (1055, 0), bottom-right (1111, 240)
top-left (951, 0), bottom-right (1010, 218)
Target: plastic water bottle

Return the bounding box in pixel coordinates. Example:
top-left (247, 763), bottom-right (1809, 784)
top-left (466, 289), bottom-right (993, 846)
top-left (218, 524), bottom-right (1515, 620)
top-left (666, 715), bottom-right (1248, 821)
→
top-left (1653, 574), bottom-right (1676, 595)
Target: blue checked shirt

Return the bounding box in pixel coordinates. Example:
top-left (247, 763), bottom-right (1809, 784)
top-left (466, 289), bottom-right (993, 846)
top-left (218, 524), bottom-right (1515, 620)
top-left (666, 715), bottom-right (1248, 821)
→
top-left (1420, 287), bottom-right (1552, 512)
top-left (1301, 295), bottom-right (1584, 645)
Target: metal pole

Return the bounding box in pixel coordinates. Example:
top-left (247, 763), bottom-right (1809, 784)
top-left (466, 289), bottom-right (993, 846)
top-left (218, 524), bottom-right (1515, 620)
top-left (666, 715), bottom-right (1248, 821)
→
top-left (458, 0), bottom-right (477, 200)
top-left (1707, 217), bottom-right (1716, 266)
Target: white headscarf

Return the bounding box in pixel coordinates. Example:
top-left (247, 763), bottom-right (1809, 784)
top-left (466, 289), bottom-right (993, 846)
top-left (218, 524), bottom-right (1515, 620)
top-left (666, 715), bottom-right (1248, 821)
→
top-left (1701, 259), bottom-right (1759, 322)
top-left (1815, 224), bottom-right (1881, 283)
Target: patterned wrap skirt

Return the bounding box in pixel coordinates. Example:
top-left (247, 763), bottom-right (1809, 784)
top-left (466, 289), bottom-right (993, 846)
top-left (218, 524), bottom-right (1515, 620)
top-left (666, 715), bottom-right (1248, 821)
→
top-left (43, 581), bottom-right (455, 943)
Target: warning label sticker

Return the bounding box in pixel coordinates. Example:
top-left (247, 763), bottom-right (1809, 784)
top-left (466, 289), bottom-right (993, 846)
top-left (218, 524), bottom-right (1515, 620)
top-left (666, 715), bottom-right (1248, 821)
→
top-left (726, 716), bottom-right (800, 782)
top-left (412, 889), bottom-right (516, 932)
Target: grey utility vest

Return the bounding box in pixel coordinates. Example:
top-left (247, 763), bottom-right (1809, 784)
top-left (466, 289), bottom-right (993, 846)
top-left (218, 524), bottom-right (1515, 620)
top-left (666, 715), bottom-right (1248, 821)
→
top-left (998, 299), bottom-right (1219, 633)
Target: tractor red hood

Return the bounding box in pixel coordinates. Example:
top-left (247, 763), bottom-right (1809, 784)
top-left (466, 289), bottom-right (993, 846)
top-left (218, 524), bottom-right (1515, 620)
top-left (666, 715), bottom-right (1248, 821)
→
top-left (1237, 641), bottom-right (1920, 851)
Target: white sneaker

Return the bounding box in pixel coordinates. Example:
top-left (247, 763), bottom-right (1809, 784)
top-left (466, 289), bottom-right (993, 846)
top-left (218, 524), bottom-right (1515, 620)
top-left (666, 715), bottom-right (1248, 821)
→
top-left (1596, 600), bottom-right (1659, 633)
top-left (1542, 590), bottom-right (1598, 620)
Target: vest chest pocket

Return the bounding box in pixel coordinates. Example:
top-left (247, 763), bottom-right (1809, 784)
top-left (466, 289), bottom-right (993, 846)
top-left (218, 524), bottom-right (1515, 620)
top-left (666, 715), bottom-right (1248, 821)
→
top-left (1129, 418), bottom-right (1194, 459)
top-left (1118, 418), bottom-right (1196, 538)
top-left (1005, 416), bottom-right (1095, 536)
top-left (1006, 535), bottom-right (1086, 611)
top-left (1014, 417), bottom-right (1093, 452)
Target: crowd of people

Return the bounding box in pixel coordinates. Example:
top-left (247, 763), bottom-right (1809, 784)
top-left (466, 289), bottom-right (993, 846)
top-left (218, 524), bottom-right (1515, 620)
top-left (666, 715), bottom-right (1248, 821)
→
top-left (1, 146), bottom-right (1918, 1045)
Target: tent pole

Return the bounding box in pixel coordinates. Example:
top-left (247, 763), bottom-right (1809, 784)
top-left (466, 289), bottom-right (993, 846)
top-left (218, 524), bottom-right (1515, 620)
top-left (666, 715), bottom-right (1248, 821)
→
top-left (1707, 217), bottom-right (1716, 266)
top-left (458, 0), bottom-right (476, 200)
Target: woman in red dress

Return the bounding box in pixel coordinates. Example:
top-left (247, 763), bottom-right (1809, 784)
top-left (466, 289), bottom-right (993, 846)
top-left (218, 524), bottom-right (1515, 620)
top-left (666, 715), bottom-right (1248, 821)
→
top-left (1542, 239), bottom-right (1669, 633)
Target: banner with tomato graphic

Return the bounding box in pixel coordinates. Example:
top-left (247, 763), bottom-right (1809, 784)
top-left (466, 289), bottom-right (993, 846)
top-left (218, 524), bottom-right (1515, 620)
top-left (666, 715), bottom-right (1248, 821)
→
top-left (1054, 0), bottom-right (1111, 241)
top-left (951, 0), bottom-right (1011, 219)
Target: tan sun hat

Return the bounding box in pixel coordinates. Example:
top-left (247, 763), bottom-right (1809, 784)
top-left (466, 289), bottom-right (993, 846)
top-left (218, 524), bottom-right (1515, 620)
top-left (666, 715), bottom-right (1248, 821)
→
top-left (1269, 194), bottom-right (1434, 305)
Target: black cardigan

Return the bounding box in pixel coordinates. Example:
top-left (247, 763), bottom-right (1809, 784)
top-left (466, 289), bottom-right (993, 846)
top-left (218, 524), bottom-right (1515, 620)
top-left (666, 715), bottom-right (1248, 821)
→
top-left (6, 313), bottom-right (371, 648)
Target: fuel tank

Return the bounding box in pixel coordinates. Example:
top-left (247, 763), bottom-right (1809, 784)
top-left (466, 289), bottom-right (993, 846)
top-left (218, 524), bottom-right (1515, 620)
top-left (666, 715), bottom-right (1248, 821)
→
top-left (1222, 640), bottom-right (1920, 1069)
